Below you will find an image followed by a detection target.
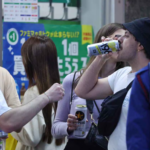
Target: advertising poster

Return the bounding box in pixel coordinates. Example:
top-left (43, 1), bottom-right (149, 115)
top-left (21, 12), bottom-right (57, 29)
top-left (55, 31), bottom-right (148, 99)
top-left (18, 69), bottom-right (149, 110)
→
top-left (3, 22), bottom-right (93, 98)
top-left (4, 0), bottom-right (38, 22)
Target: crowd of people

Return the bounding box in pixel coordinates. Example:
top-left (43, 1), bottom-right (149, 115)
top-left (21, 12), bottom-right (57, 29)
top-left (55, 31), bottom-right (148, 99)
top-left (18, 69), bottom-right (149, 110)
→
top-left (0, 17), bottom-right (150, 150)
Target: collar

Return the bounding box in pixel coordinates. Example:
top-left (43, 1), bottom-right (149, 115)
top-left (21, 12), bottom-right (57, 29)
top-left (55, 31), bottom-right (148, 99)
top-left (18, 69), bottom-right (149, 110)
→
top-left (136, 64), bottom-right (149, 75)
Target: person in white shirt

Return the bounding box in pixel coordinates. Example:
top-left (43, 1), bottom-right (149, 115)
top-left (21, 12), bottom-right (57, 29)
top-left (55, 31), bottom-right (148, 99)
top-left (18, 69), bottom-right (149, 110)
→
top-left (75, 17), bottom-right (150, 150)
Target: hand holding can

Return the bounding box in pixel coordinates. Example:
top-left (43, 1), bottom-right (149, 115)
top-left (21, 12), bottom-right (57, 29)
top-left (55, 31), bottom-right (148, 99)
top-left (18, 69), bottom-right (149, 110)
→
top-left (87, 40), bottom-right (119, 56)
top-left (73, 105), bottom-right (87, 137)
top-left (67, 114), bottom-right (78, 133)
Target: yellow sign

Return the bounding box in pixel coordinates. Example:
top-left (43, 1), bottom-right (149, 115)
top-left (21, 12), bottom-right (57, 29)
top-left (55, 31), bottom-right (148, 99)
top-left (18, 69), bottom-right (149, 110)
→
top-left (82, 25), bottom-right (93, 45)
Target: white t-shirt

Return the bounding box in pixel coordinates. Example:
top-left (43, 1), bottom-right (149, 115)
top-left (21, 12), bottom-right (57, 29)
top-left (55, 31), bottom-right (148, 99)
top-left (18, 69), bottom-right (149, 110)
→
top-left (107, 67), bottom-right (135, 150)
top-left (0, 90), bottom-right (11, 116)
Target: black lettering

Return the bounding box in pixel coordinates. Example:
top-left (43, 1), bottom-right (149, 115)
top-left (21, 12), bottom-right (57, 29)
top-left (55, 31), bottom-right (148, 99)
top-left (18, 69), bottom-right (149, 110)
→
top-left (93, 49), bottom-right (96, 53)
top-left (100, 43), bottom-right (109, 51)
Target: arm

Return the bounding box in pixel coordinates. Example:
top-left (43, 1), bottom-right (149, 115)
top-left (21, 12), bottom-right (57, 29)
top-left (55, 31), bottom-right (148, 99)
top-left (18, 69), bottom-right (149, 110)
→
top-left (0, 83), bottom-right (64, 133)
top-left (11, 115), bottom-right (45, 147)
top-left (52, 73), bottom-right (76, 138)
top-left (11, 86), bottom-right (45, 147)
top-left (3, 68), bottom-right (21, 108)
top-left (75, 55), bottom-right (113, 100)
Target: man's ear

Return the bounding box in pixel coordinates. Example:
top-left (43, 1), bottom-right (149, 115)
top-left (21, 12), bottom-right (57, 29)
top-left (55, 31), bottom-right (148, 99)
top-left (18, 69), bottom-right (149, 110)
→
top-left (138, 43), bottom-right (144, 51)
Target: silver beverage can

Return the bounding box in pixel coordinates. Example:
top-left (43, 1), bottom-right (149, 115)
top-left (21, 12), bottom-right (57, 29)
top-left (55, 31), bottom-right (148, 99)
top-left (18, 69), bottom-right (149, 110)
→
top-left (87, 40), bottom-right (119, 56)
top-left (0, 130), bottom-right (7, 138)
top-left (73, 105), bottom-right (87, 137)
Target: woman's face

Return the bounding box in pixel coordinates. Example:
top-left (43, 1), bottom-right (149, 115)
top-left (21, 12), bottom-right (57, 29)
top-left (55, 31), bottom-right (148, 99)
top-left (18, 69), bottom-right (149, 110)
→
top-left (108, 29), bottom-right (125, 62)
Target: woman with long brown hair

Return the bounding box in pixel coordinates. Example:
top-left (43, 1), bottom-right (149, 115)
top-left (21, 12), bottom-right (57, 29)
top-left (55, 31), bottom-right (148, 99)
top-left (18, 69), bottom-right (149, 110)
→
top-left (52, 23), bottom-right (125, 150)
top-left (11, 35), bottom-right (66, 150)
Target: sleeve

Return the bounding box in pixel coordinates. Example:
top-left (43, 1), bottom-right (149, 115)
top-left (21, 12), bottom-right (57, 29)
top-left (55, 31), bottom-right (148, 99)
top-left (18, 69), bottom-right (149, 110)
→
top-left (51, 73), bottom-right (73, 139)
top-left (11, 87), bottom-right (45, 147)
top-left (107, 67), bottom-right (131, 92)
top-left (0, 90), bottom-right (11, 116)
top-left (107, 70), bottom-right (118, 91)
top-left (3, 68), bottom-right (20, 108)
top-left (127, 72), bottom-right (150, 150)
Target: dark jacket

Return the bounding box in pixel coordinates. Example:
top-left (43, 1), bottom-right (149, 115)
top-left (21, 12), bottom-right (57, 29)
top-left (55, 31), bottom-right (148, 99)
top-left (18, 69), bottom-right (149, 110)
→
top-left (127, 64), bottom-right (150, 150)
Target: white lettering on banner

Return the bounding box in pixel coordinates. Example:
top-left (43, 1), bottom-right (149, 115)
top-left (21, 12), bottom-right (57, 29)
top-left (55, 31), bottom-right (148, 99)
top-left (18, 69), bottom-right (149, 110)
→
top-left (20, 38), bottom-right (26, 45)
top-left (57, 57), bottom-right (88, 77)
top-left (72, 59), bottom-right (78, 72)
top-left (62, 39), bottom-right (67, 56)
top-left (65, 58), bottom-right (71, 74)
top-left (13, 55), bottom-right (25, 75)
top-left (62, 39), bottom-right (79, 56)
top-left (68, 42), bottom-right (78, 56)
top-left (21, 77), bottom-right (28, 81)
top-left (57, 57), bottom-right (64, 76)
top-left (81, 57), bottom-right (87, 67)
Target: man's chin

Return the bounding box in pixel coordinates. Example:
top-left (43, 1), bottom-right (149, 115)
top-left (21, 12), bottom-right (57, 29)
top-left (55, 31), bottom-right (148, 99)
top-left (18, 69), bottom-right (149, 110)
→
top-left (116, 54), bottom-right (122, 62)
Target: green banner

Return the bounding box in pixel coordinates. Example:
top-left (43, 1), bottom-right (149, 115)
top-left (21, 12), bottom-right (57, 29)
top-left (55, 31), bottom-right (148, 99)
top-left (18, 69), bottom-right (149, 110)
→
top-left (43, 24), bottom-right (93, 82)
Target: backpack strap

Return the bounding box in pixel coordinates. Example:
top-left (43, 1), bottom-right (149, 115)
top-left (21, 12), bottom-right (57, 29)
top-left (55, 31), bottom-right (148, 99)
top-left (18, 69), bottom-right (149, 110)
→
top-left (137, 74), bottom-right (149, 102)
top-left (70, 71), bottom-right (77, 105)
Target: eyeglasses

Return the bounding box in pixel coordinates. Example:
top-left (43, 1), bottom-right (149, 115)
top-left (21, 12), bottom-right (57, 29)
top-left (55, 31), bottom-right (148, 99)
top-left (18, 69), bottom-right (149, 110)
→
top-left (114, 35), bottom-right (121, 38)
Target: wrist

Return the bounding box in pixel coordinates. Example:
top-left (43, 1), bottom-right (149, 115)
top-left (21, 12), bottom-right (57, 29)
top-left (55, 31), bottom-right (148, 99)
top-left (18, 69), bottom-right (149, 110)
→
top-left (94, 56), bottom-right (106, 72)
top-left (43, 92), bottom-right (52, 103)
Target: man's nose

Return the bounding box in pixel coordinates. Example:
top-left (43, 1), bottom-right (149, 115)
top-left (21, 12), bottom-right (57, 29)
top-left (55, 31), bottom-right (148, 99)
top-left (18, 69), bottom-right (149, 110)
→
top-left (118, 36), bottom-right (123, 43)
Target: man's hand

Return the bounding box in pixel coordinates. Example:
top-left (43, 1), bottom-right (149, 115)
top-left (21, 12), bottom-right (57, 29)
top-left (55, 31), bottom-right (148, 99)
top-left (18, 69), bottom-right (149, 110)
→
top-left (45, 83), bottom-right (65, 103)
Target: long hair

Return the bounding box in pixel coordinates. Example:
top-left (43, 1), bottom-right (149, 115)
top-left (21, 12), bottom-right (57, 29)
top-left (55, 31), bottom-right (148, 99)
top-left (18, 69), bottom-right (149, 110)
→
top-left (74, 23), bottom-right (125, 87)
top-left (21, 35), bottom-right (64, 145)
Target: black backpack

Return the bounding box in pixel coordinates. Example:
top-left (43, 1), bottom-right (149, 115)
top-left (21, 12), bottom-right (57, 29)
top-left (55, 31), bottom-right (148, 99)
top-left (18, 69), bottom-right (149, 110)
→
top-left (98, 81), bottom-right (133, 136)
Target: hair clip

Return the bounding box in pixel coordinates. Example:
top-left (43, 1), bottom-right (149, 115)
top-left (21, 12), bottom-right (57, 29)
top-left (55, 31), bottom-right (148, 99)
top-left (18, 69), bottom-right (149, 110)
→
top-left (32, 35), bottom-right (49, 41)
top-left (37, 35), bottom-right (49, 41)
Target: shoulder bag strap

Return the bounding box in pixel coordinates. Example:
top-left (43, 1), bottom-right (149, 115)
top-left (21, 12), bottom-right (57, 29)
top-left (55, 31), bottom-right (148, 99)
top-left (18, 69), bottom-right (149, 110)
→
top-left (89, 81), bottom-right (134, 114)
top-left (93, 100), bottom-right (101, 114)
top-left (87, 100), bottom-right (101, 115)
top-left (94, 80), bottom-right (134, 113)
top-left (86, 100), bottom-right (94, 114)
top-left (70, 71), bottom-right (77, 105)
top-left (126, 80), bottom-right (134, 91)
top-left (93, 81), bottom-right (134, 114)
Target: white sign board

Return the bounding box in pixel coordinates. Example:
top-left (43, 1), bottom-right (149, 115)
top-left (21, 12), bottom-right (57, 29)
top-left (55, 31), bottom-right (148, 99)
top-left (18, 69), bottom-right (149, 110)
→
top-left (4, 0), bottom-right (38, 22)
